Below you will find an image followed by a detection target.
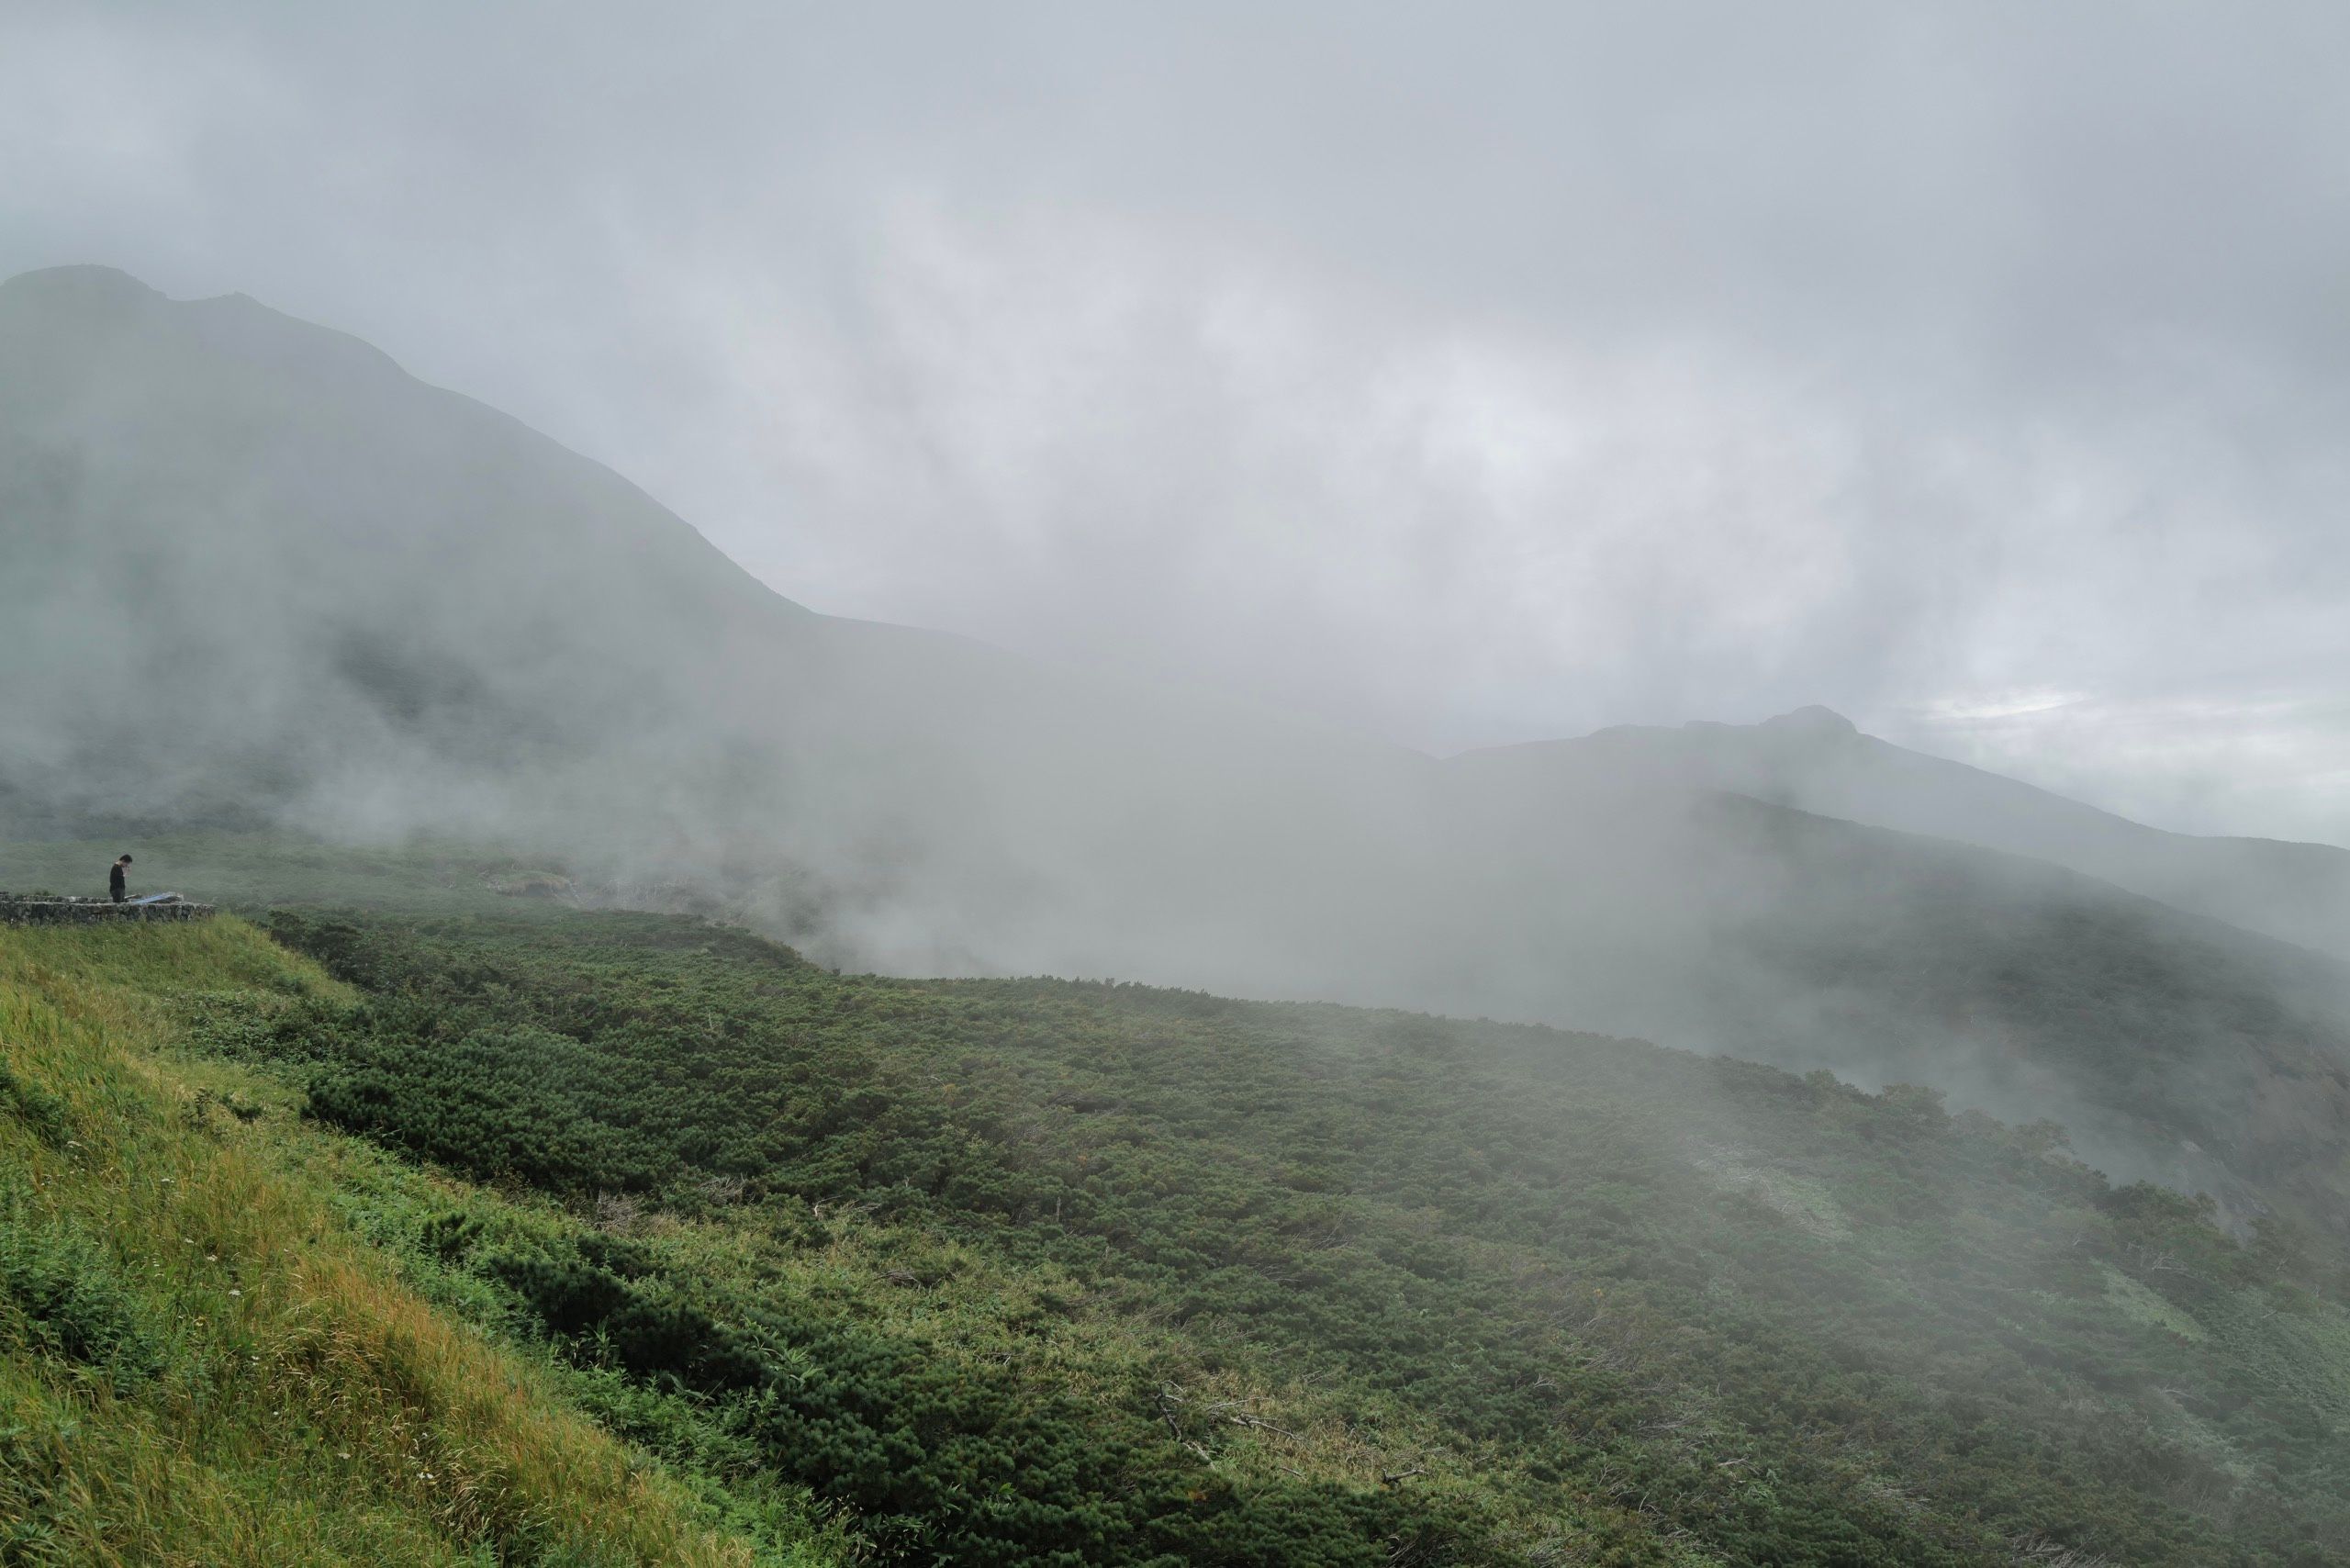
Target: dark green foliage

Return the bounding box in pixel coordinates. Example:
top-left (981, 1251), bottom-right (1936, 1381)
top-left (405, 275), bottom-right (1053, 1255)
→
top-left (482, 1247), bottom-right (768, 1390)
top-left (0, 1063), bottom-right (71, 1147)
top-left (0, 1192), bottom-right (164, 1384)
top-left (241, 910), bottom-right (2350, 1567)
top-left (436, 1224), bottom-right (1483, 1567)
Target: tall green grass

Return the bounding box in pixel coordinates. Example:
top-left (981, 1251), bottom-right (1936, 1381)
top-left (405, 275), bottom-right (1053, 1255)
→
top-left (0, 919), bottom-right (803, 1566)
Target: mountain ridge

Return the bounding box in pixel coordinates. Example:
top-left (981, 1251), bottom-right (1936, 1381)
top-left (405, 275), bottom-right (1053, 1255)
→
top-left (1455, 703), bottom-right (2350, 963)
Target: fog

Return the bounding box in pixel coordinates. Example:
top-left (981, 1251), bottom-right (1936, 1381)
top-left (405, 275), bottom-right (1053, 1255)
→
top-left (6, 2), bottom-right (2349, 843)
top-left (6, 7), bottom-right (2350, 1243)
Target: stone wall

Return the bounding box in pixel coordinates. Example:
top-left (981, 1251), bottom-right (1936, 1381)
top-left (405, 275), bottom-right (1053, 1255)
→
top-left (0, 895), bottom-right (217, 925)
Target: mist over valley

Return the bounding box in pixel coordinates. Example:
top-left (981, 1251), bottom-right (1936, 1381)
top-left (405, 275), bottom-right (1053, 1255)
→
top-left (6, 9), bottom-right (2349, 1563)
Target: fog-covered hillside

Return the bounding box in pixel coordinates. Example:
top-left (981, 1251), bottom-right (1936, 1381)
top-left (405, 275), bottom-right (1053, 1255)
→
top-left (1458, 704), bottom-right (2350, 963)
top-left (0, 263), bottom-right (1429, 969)
top-left (9, 265), bottom-right (2350, 1249)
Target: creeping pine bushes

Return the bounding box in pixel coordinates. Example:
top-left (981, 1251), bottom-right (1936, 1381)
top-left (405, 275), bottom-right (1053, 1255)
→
top-left (242, 910), bottom-right (2350, 1568)
top-left (494, 1239), bottom-right (1479, 1567)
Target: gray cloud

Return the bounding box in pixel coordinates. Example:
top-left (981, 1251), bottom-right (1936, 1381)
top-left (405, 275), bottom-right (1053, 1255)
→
top-left (5, 0), bottom-right (2346, 840)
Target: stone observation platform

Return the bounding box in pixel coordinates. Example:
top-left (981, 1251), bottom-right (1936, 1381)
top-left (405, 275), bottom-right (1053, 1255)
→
top-left (0, 894), bottom-right (217, 925)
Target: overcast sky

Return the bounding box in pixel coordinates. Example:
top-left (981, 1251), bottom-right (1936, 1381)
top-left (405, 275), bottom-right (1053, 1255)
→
top-left (6, 2), bottom-right (2346, 843)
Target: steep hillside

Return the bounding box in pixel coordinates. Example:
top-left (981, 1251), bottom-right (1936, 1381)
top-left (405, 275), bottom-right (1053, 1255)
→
top-left (0, 917), bottom-right (838, 1564)
top-left (170, 902), bottom-right (2350, 1565)
top-left (1454, 706), bottom-right (2350, 962)
top-left (0, 265), bottom-right (818, 829)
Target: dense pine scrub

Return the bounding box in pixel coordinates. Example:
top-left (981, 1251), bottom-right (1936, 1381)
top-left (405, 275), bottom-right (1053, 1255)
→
top-left (152, 907), bottom-right (2346, 1566)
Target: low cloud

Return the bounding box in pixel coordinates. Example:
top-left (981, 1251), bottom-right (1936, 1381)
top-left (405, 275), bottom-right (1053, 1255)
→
top-left (3, 2), bottom-right (2345, 841)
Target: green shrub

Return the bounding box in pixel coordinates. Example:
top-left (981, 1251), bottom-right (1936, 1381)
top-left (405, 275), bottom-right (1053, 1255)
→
top-left (0, 1193), bottom-right (164, 1383)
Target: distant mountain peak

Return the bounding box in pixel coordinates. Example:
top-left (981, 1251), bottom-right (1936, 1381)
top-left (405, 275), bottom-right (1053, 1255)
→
top-left (0, 263), bottom-right (164, 315)
top-left (1757, 704), bottom-right (1859, 739)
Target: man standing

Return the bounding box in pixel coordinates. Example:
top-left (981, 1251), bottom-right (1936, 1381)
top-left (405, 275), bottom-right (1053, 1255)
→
top-left (109, 854), bottom-right (132, 903)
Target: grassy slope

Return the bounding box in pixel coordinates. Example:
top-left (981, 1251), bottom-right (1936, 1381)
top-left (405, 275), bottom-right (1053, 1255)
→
top-left (7, 836), bottom-right (2350, 1563)
top-left (0, 917), bottom-right (838, 1566)
top-left (218, 908), bottom-right (2350, 1567)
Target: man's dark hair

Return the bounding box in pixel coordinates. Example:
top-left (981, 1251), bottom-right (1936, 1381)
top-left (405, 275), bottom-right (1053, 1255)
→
top-left (117, 854), bottom-right (133, 865)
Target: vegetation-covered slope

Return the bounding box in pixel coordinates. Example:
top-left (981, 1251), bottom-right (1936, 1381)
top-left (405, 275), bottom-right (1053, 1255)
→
top-left (137, 903), bottom-right (2344, 1565)
top-left (0, 919), bottom-right (836, 1565)
top-left (16, 816), bottom-right (2350, 1271)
